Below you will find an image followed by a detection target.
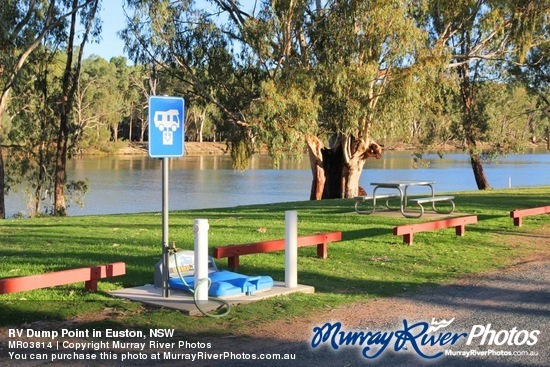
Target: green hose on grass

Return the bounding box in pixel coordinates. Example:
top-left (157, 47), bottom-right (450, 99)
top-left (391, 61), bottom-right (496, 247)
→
top-left (172, 252), bottom-right (230, 318)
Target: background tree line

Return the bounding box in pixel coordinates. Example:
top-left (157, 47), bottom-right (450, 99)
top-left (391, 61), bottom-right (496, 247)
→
top-left (0, 0), bottom-right (548, 218)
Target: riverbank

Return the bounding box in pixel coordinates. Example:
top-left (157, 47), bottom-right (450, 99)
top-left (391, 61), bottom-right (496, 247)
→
top-left (113, 141), bottom-right (431, 156)
top-left (109, 141), bottom-right (548, 157)
top-left (113, 142), bottom-right (230, 156)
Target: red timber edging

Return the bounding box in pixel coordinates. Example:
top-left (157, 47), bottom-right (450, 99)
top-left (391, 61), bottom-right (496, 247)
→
top-left (510, 206), bottom-right (550, 227)
top-left (0, 262), bottom-right (126, 294)
top-left (212, 232), bottom-right (342, 271)
top-left (393, 216), bottom-right (478, 245)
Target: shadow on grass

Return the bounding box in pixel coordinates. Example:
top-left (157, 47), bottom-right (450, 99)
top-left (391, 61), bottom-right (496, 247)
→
top-left (457, 190), bottom-right (549, 213)
top-left (342, 227), bottom-right (391, 241)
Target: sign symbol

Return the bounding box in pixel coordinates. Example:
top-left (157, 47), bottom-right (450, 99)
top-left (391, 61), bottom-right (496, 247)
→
top-left (163, 131), bottom-right (174, 145)
top-left (543, 104), bottom-right (550, 118)
top-left (155, 110), bottom-right (180, 146)
top-left (154, 110), bottom-right (180, 133)
top-left (148, 96), bottom-right (185, 158)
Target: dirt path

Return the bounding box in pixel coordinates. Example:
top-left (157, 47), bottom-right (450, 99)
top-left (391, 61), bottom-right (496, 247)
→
top-left (220, 260), bottom-right (548, 367)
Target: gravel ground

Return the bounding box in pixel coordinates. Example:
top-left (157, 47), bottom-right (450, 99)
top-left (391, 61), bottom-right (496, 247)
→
top-left (210, 260), bottom-right (549, 367)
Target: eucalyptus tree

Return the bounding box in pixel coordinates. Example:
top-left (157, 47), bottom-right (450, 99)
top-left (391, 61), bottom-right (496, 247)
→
top-left (507, 41), bottom-right (550, 147)
top-left (109, 56), bottom-right (136, 143)
top-left (123, 0), bottom-right (438, 199)
top-left (0, 1), bottom-right (60, 218)
top-left (126, 64), bottom-right (155, 142)
top-left (76, 56), bottom-right (122, 149)
top-left (424, 0), bottom-right (549, 189)
top-left (8, 48), bottom-right (93, 217)
top-left (0, 0), bottom-right (100, 218)
top-left (186, 103), bottom-right (219, 142)
top-left (482, 82), bottom-right (545, 149)
top-left (265, 0), bottom-right (436, 198)
top-left (123, 66), bottom-right (146, 142)
top-left (5, 46), bottom-right (62, 216)
top-left (53, 0), bottom-right (101, 216)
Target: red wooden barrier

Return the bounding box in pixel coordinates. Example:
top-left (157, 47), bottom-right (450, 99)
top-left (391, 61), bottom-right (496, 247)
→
top-left (0, 262), bottom-right (126, 294)
top-left (213, 232), bottom-right (342, 271)
top-left (510, 206), bottom-right (550, 227)
top-left (394, 216), bottom-right (478, 245)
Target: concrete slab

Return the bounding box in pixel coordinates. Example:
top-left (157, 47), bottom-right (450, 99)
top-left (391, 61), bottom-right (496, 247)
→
top-left (109, 282), bottom-right (314, 316)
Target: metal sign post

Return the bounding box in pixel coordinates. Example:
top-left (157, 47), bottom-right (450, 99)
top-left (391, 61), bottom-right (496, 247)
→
top-left (162, 157), bottom-right (170, 297)
top-left (148, 96), bottom-right (185, 298)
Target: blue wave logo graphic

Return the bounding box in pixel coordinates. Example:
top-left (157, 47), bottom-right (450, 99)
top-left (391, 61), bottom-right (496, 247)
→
top-left (427, 318), bottom-right (455, 333)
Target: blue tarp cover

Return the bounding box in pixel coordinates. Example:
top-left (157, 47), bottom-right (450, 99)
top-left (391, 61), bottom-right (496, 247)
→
top-left (169, 270), bottom-right (274, 297)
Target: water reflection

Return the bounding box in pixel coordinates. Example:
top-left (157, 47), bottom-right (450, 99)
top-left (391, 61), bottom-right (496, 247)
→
top-left (5, 149), bottom-right (549, 217)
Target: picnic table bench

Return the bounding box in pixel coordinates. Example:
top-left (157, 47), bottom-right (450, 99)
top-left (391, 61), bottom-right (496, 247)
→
top-left (212, 232), bottom-right (342, 271)
top-left (354, 194), bottom-right (399, 214)
top-left (408, 196), bottom-right (455, 218)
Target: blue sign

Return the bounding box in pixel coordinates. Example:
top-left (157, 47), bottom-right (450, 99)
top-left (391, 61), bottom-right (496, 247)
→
top-left (148, 96), bottom-right (185, 158)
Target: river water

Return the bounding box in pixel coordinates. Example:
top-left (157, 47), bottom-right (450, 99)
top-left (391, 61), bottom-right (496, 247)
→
top-left (5, 149), bottom-right (549, 217)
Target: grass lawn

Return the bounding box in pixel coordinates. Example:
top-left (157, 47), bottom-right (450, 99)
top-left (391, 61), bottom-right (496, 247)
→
top-left (0, 187), bottom-right (548, 337)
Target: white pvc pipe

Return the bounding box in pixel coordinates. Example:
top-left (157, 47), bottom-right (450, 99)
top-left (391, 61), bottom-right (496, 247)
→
top-left (194, 219), bottom-right (210, 302)
top-left (285, 211), bottom-right (298, 288)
